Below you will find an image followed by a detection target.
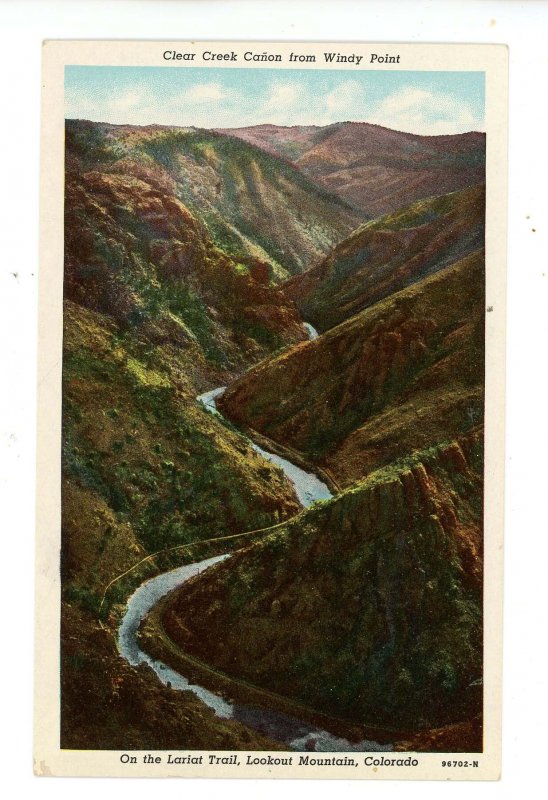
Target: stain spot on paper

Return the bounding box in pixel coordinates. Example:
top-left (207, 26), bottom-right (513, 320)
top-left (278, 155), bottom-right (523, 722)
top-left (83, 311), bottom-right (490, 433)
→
top-left (34, 759), bottom-right (53, 776)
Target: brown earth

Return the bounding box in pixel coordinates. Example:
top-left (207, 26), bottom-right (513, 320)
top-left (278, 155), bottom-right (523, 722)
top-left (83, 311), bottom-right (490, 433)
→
top-left (61, 604), bottom-right (282, 750)
top-left (394, 716), bottom-right (483, 753)
top-left (66, 119), bottom-right (361, 281)
top-left (161, 431), bottom-right (483, 734)
top-left (65, 161), bottom-right (307, 374)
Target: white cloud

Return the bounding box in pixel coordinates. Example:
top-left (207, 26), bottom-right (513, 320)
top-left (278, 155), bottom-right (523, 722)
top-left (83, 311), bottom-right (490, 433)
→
top-left (262, 83), bottom-right (301, 113)
top-left (65, 77), bottom-right (483, 136)
top-left (250, 80), bottom-right (366, 127)
top-left (109, 89), bottom-right (147, 112)
top-left (325, 80), bottom-right (365, 116)
top-left (368, 87), bottom-right (482, 135)
top-left (181, 82), bottom-right (233, 103)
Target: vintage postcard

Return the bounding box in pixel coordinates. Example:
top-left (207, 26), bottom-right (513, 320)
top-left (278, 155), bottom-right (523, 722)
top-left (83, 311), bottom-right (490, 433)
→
top-left (35, 39), bottom-right (507, 779)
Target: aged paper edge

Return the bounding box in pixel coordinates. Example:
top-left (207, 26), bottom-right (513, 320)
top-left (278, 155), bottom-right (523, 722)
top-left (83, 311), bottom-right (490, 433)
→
top-left (34, 39), bottom-right (507, 780)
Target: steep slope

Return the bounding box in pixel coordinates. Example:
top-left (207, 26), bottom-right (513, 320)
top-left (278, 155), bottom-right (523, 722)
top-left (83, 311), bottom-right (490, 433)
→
top-left (61, 129), bottom-right (312, 748)
top-left (63, 115), bottom-right (486, 752)
top-left (66, 119), bottom-right (361, 281)
top-left (61, 604), bottom-right (282, 750)
top-left (65, 145), bottom-right (307, 373)
top-left (161, 431), bottom-right (483, 736)
top-left (62, 301), bottom-right (301, 601)
top-left (285, 185), bottom-right (485, 332)
top-left (219, 251), bottom-right (484, 486)
top-left (217, 122), bottom-right (485, 217)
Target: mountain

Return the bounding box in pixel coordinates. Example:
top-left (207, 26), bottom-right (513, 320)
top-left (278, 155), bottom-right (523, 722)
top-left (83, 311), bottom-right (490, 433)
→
top-left (62, 123), bottom-right (319, 748)
top-left (284, 184), bottom-right (485, 332)
top-left (65, 128), bottom-right (312, 373)
top-left (160, 429), bottom-right (483, 736)
top-left (66, 119), bottom-right (361, 281)
top-left (62, 115), bottom-right (486, 752)
top-left (216, 122), bottom-right (485, 217)
top-left (219, 250), bottom-right (484, 486)
top-left (63, 300), bottom-right (301, 581)
top-left (156, 240), bottom-right (485, 745)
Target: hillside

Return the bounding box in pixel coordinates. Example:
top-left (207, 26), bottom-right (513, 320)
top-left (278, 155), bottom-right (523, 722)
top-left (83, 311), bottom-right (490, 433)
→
top-left (63, 301), bottom-right (301, 595)
top-left (217, 122), bottom-right (485, 217)
top-left (65, 137), bottom-right (311, 373)
top-left (285, 185), bottom-right (485, 332)
top-left (62, 114), bottom-right (486, 753)
top-left (61, 127), bottom-right (314, 748)
top-left (61, 603), bottom-right (282, 751)
top-left (161, 430), bottom-right (483, 737)
top-left (219, 251), bottom-right (484, 486)
top-left (66, 119), bottom-right (361, 281)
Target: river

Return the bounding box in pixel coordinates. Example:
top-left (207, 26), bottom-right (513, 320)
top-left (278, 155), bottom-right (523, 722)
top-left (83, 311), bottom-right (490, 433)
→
top-left (197, 386), bottom-right (332, 507)
top-left (118, 553), bottom-right (392, 751)
top-left (117, 324), bottom-right (392, 752)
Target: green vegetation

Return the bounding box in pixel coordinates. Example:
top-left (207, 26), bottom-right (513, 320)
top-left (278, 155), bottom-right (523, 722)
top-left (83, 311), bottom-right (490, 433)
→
top-left (166, 285), bottom-right (228, 365)
top-left (62, 117), bottom-right (486, 750)
top-left (62, 301), bottom-right (301, 604)
top-left (65, 133), bottom-right (308, 370)
top-left (285, 184), bottom-right (485, 332)
top-left (163, 431), bottom-right (483, 730)
top-left (61, 604), bottom-right (282, 750)
top-left (221, 250), bottom-right (485, 483)
top-left (66, 120), bottom-right (361, 282)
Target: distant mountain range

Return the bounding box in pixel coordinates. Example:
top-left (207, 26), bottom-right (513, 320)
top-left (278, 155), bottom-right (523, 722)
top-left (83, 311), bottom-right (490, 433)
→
top-left (216, 122), bottom-right (485, 217)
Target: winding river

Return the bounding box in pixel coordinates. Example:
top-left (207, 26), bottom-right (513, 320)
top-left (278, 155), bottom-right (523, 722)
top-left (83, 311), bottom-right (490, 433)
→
top-left (117, 324), bottom-right (392, 752)
top-left (197, 386), bottom-right (332, 507)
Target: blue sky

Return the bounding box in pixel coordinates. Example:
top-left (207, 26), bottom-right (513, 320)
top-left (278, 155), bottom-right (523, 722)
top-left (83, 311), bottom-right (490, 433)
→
top-left (65, 66), bottom-right (484, 135)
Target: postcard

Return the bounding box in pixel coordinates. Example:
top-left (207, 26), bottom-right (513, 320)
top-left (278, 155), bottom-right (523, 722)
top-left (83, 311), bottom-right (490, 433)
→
top-left (35, 39), bottom-right (507, 779)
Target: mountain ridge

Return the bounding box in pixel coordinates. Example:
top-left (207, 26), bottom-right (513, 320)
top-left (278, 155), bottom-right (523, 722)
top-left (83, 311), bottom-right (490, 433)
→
top-left (284, 184), bottom-right (485, 332)
top-left (66, 119), bottom-right (361, 281)
top-left (216, 121), bottom-right (485, 217)
top-left (219, 249), bottom-right (484, 485)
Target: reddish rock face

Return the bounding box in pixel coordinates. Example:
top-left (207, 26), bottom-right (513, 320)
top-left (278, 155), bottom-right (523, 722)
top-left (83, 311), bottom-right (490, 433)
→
top-left (63, 116), bottom-right (486, 751)
top-left (65, 144), bottom-right (307, 369)
top-left (163, 429), bottom-right (483, 732)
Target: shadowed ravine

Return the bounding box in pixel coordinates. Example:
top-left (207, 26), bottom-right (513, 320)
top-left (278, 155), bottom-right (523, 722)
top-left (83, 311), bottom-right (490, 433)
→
top-left (117, 327), bottom-right (392, 751)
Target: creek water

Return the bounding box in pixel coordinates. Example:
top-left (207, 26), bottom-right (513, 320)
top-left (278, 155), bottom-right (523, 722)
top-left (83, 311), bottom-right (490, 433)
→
top-left (302, 321), bottom-right (319, 340)
top-left (117, 325), bottom-right (392, 751)
top-left (118, 554), bottom-right (391, 751)
top-left (197, 386), bottom-right (332, 508)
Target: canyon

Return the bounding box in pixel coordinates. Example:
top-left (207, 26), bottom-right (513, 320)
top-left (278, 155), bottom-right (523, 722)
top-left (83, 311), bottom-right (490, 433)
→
top-left (61, 118), bottom-right (485, 752)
